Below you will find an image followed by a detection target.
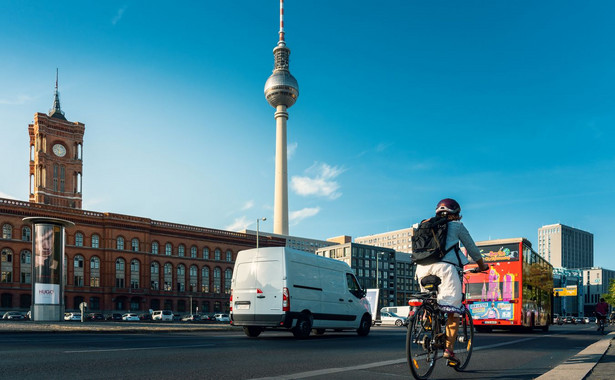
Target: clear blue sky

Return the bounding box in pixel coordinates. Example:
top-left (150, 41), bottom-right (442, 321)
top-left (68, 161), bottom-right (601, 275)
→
top-left (1, 1), bottom-right (613, 268)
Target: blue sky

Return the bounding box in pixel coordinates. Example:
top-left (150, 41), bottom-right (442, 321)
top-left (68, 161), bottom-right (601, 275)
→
top-left (1, 1), bottom-right (613, 268)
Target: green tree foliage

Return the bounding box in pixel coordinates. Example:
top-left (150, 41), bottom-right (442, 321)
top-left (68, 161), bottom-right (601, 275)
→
top-left (603, 279), bottom-right (615, 306)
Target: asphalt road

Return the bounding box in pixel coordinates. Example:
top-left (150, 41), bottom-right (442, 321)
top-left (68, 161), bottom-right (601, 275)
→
top-left (0, 322), bottom-right (609, 379)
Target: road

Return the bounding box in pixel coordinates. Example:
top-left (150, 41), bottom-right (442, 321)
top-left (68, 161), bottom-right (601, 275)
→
top-left (0, 323), bottom-right (609, 379)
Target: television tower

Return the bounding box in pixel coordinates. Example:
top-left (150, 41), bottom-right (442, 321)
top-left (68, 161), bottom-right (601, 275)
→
top-left (264, 0), bottom-right (299, 235)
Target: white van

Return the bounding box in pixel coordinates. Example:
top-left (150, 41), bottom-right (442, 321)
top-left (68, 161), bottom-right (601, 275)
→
top-left (152, 310), bottom-right (173, 321)
top-left (230, 247), bottom-right (372, 338)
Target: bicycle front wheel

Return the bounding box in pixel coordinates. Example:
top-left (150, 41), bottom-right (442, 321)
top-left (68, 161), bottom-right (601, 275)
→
top-left (453, 307), bottom-right (474, 371)
top-left (406, 305), bottom-right (437, 379)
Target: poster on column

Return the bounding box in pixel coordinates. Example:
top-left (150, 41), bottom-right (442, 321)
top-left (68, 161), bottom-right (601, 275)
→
top-left (33, 224), bottom-right (61, 304)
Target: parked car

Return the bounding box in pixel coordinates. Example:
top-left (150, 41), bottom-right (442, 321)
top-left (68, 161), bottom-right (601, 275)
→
top-left (565, 316), bottom-right (576, 324)
top-left (213, 313), bottom-right (230, 323)
top-left (122, 313), bottom-right (140, 321)
top-left (181, 314), bottom-right (201, 322)
top-left (138, 313), bottom-right (152, 321)
top-left (379, 311), bottom-right (406, 327)
top-left (64, 312), bottom-right (81, 321)
top-left (582, 317), bottom-right (590, 324)
top-left (201, 313), bottom-right (216, 321)
top-left (2, 311), bottom-right (25, 320)
top-left (152, 310), bottom-right (174, 321)
top-left (575, 317), bottom-right (584, 324)
top-left (553, 314), bottom-right (563, 325)
top-left (106, 313), bottom-right (122, 321)
top-left (589, 316), bottom-right (597, 324)
top-left (87, 313), bottom-right (105, 321)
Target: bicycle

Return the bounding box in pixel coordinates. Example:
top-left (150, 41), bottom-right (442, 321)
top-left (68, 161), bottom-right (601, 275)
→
top-left (596, 313), bottom-right (606, 335)
top-left (406, 267), bottom-right (484, 380)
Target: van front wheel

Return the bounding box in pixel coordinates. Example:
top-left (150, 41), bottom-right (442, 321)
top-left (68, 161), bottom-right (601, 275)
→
top-left (357, 314), bottom-right (371, 336)
top-left (243, 326), bottom-right (263, 338)
top-left (292, 315), bottom-right (312, 339)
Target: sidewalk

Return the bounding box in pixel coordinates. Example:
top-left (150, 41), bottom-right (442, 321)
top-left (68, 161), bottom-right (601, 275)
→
top-left (0, 320), bottom-right (240, 333)
top-left (584, 335), bottom-right (615, 380)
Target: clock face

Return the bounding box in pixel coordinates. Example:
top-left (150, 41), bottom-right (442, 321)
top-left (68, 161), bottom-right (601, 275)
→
top-left (52, 144), bottom-right (66, 157)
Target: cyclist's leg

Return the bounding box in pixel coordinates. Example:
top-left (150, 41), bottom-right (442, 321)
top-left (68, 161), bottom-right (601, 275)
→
top-left (445, 312), bottom-right (458, 352)
top-left (453, 308), bottom-right (474, 371)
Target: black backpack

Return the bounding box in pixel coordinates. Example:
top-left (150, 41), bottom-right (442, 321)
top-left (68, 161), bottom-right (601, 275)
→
top-left (411, 216), bottom-right (458, 265)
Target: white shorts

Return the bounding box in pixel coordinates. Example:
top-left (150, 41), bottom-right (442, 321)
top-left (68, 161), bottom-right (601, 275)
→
top-left (416, 261), bottom-right (462, 313)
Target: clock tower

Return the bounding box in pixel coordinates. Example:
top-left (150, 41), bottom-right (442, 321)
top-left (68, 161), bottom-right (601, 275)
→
top-left (28, 72), bottom-right (85, 209)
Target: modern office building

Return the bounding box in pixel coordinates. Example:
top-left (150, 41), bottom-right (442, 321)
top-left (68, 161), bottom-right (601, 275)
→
top-left (537, 224), bottom-right (593, 268)
top-left (552, 267), bottom-right (584, 317)
top-left (0, 80), bottom-right (285, 315)
top-left (242, 229), bottom-right (335, 254)
top-left (581, 267), bottom-right (615, 317)
top-left (355, 227), bottom-right (414, 253)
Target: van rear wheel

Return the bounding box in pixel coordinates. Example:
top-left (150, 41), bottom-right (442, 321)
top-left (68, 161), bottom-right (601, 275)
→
top-left (243, 326), bottom-right (263, 338)
top-left (357, 314), bottom-right (371, 336)
top-left (292, 315), bottom-right (312, 339)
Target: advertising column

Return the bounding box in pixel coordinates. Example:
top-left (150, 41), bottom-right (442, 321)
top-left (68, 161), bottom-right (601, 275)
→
top-left (23, 217), bottom-right (74, 321)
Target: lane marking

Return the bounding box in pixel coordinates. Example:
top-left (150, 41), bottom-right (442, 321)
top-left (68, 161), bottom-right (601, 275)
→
top-left (252, 336), bottom-right (540, 380)
top-left (64, 344), bottom-right (215, 353)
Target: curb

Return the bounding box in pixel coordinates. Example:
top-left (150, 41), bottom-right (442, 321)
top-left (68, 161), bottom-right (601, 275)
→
top-left (0, 321), bottom-right (241, 334)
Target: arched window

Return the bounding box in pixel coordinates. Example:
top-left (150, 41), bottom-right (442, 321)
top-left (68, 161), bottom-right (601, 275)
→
top-left (214, 249), bottom-right (221, 261)
top-left (130, 259), bottom-right (140, 289)
top-left (90, 257), bottom-right (100, 287)
top-left (213, 267), bottom-right (221, 293)
top-left (177, 264), bottom-right (186, 291)
top-left (21, 226), bottom-right (31, 241)
top-left (226, 250), bottom-right (232, 262)
top-left (115, 258), bottom-right (125, 288)
top-left (203, 247), bottom-right (210, 260)
top-left (178, 244), bottom-right (185, 257)
top-left (75, 233), bottom-right (84, 247)
top-left (163, 263), bottom-right (173, 291)
top-left (2, 224), bottom-right (12, 239)
top-left (1, 248), bottom-right (13, 283)
top-left (189, 265), bottom-right (198, 292)
top-left (116, 236), bottom-right (124, 250)
top-left (131, 238), bottom-right (139, 252)
top-left (190, 246), bottom-right (197, 258)
top-left (201, 266), bottom-right (210, 292)
top-left (20, 250), bottom-right (31, 284)
top-left (224, 268), bottom-right (232, 294)
top-left (150, 262), bottom-right (159, 290)
top-left (151, 241), bottom-right (159, 254)
top-left (91, 234), bottom-right (100, 248)
top-left (73, 255), bottom-right (84, 286)
top-left (165, 243), bottom-right (172, 256)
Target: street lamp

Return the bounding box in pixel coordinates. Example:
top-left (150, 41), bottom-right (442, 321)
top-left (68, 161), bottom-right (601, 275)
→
top-left (256, 217), bottom-right (267, 249)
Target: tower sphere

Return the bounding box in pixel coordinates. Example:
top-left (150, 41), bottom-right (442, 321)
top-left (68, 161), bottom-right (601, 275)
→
top-left (264, 70), bottom-right (299, 108)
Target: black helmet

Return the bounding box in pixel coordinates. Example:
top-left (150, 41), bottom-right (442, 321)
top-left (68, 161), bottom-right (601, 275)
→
top-left (435, 198), bottom-right (461, 216)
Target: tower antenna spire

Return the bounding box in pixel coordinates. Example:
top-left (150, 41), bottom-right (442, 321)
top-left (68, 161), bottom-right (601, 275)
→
top-left (49, 68), bottom-right (66, 120)
top-left (279, 0), bottom-right (285, 43)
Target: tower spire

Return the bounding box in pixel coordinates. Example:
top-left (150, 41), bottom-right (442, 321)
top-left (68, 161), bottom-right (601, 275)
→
top-left (49, 68), bottom-right (66, 120)
top-left (264, 0), bottom-right (299, 235)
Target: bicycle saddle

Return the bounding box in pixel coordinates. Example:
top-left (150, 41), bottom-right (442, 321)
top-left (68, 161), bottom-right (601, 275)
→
top-left (421, 275), bottom-right (442, 292)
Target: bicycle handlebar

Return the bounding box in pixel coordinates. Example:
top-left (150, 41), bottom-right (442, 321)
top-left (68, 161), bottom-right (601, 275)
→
top-left (463, 267), bottom-right (489, 274)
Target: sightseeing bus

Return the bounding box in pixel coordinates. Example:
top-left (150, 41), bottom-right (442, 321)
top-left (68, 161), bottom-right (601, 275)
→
top-left (464, 238), bottom-right (553, 332)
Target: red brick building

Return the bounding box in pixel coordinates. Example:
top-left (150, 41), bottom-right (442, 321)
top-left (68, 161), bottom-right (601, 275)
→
top-left (0, 80), bottom-right (284, 316)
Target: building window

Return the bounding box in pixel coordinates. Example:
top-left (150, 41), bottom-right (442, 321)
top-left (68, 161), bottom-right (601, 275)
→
top-left (189, 265), bottom-right (198, 292)
top-left (190, 246), bottom-right (197, 258)
top-left (131, 238), bottom-right (139, 252)
top-left (21, 226), bottom-right (31, 241)
top-left (116, 236), bottom-right (124, 250)
top-left (201, 266), bottom-right (210, 292)
top-left (151, 241), bottom-right (159, 254)
top-left (90, 257), bottom-right (100, 287)
top-left (164, 263), bottom-right (173, 291)
top-left (203, 247), bottom-right (210, 260)
top-left (73, 255), bottom-right (84, 287)
top-left (20, 250), bottom-right (31, 284)
top-left (224, 268), bottom-right (232, 294)
top-left (130, 259), bottom-right (140, 289)
top-left (213, 267), bottom-right (221, 293)
top-left (178, 244), bottom-right (185, 257)
top-left (2, 224), bottom-right (12, 239)
top-left (177, 264), bottom-right (186, 292)
top-left (75, 233), bottom-right (83, 247)
top-left (151, 262), bottom-right (159, 290)
top-left (92, 234), bottom-right (100, 248)
top-left (165, 243), bottom-right (172, 256)
top-left (226, 250), bottom-right (232, 262)
top-left (214, 249), bottom-right (221, 261)
top-left (115, 258), bottom-right (125, 288)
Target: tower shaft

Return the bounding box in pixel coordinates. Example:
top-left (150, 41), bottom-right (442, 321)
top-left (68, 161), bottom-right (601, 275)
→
top-left (274, 105), bottom-right (289, 235)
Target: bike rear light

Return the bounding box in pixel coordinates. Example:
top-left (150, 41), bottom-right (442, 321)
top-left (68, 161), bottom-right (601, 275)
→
top-left (408, 299), bottom-right (422, 307)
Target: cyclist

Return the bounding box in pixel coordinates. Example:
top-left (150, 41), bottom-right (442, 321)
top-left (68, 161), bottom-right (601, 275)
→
top-left (595, 298), bottom-right (609, 331)
top-left (415, 198), bottom-right (489, 366)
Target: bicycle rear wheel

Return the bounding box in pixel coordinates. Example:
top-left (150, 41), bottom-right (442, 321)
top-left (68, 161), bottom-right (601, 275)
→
top-left (406, 305), bottom-right (438, 379)
top-left (452, 308), bottom-right (474, 371)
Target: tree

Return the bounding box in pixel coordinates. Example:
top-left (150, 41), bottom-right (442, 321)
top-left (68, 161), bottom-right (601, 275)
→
top-left (603, 279), bottom-right (615, 306)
